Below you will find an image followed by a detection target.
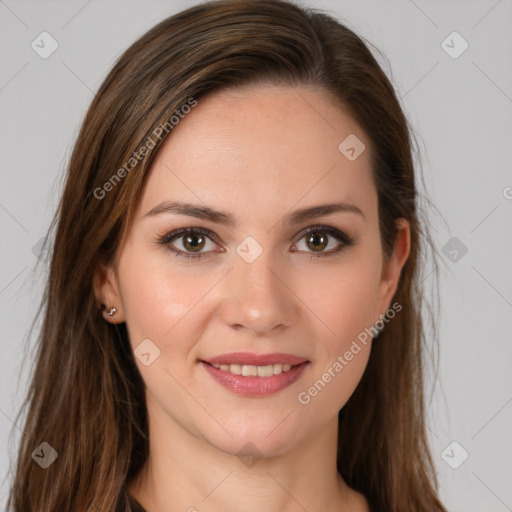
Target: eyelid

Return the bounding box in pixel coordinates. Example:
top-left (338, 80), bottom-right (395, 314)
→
top-left (158, 226), bottom-right (221, 245)
top-left (293, 224), bottom-right (352, 244)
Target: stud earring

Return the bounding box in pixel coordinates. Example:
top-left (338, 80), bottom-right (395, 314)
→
top-left (106, 307), bottom-right (117, 317)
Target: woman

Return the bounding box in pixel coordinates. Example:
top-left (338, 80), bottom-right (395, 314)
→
top-left (7, 0), bottom-right (446, 510)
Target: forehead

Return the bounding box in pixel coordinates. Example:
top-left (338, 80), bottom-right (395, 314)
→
top-left (137, 85), bottom-right (377, 223)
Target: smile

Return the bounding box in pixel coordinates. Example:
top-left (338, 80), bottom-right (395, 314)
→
top-left (201, 360), bottom-right (310, 397)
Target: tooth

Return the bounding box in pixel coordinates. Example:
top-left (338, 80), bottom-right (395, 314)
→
top-left (242, 365), bottom-right (258, 376)
top-left (273, 364), bottom-right (283, 375)
top-left (229, 364), bottom-right (242, 375)
top-left (257, 365), bottom-right (274, 377)
top-left (208, 362), bottom-right (299, 376)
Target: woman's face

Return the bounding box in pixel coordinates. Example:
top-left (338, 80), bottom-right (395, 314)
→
top-left (96, 85), bottom-right (409, 457)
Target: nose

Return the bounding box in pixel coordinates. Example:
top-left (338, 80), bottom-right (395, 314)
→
top-left (219, 251), bottom-right (299, 336)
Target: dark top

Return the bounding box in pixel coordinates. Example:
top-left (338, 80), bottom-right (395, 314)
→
top-left (128, 495), bottom-right (147, 512)
top-left (116, 486), bottom-right (147, 512)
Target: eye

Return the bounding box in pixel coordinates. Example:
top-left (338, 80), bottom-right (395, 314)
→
top-left (157, 225), bottom-right (355, 260)
top-left (292, 225), bottom-right (354, 258)
top-left (158, 227), bottom-right (222, 260)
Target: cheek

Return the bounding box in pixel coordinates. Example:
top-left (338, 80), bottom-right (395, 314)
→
top-left (116, 245), bottom-right (205, 359)
top-left (116, 249), bottom-right (212, 422)
top-left (297, 252), bottom-right (383, 348)
top-left (291, 250), bottom-right (381, 406)
top-left (298, 343), bottom-right (371, 415)
top-left (293, 269), bottom-right (377, 421)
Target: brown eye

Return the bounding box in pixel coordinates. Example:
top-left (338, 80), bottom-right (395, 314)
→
top-left (159, 225), bottom-right (354, 261)
top-left (159, 227), bottom-right (220, 260)
top-left (293, 225), bottom-right (354, 257)
top-left (182, 233), bottom-right (206, 252)
top-left (306, 232), bottom-right (328, 252)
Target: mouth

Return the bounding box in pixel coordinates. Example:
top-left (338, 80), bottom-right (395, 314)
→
top-left (200, 353), bottom-right (310, 397)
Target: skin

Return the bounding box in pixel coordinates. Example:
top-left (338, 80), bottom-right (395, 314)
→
top-left (94, 85), bottom-right (410, 512)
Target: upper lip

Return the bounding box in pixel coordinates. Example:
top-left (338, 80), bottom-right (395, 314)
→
top-left (202, 352), bottom-right (309, 366)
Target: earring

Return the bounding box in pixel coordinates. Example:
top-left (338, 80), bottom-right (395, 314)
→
top-left (107, 307), bottom-right (117, 317)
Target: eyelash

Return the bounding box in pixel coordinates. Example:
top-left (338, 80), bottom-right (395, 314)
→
top-left (157, 225), bottom-right (355, 261)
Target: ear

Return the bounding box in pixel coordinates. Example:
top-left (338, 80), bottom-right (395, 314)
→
top-left (376, 217), bottom-right (411, 316)
top-left (93, 261), bottom-right (125, 324)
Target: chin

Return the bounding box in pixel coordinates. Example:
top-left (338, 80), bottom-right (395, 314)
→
top-left (203, 422), bottom-right (300, 462)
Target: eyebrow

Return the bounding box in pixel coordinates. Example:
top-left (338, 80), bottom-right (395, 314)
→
top-left (143, 200), bottom-right (365, 226)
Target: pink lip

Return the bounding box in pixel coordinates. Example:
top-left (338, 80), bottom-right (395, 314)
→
top-left (203, 352), bottom-right (308, 366)
top-left (201, 360), bottom-right (310, 397)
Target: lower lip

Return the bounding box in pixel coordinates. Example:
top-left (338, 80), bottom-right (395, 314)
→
top-left (201, 361), bottom-right (310, 397)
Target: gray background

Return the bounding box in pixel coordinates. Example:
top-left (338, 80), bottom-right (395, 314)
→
top-left (1, 1), bottom-right (511, 510)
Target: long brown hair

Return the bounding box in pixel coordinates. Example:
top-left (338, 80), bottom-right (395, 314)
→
top-left (6, 1), bottom-right (445, 510)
